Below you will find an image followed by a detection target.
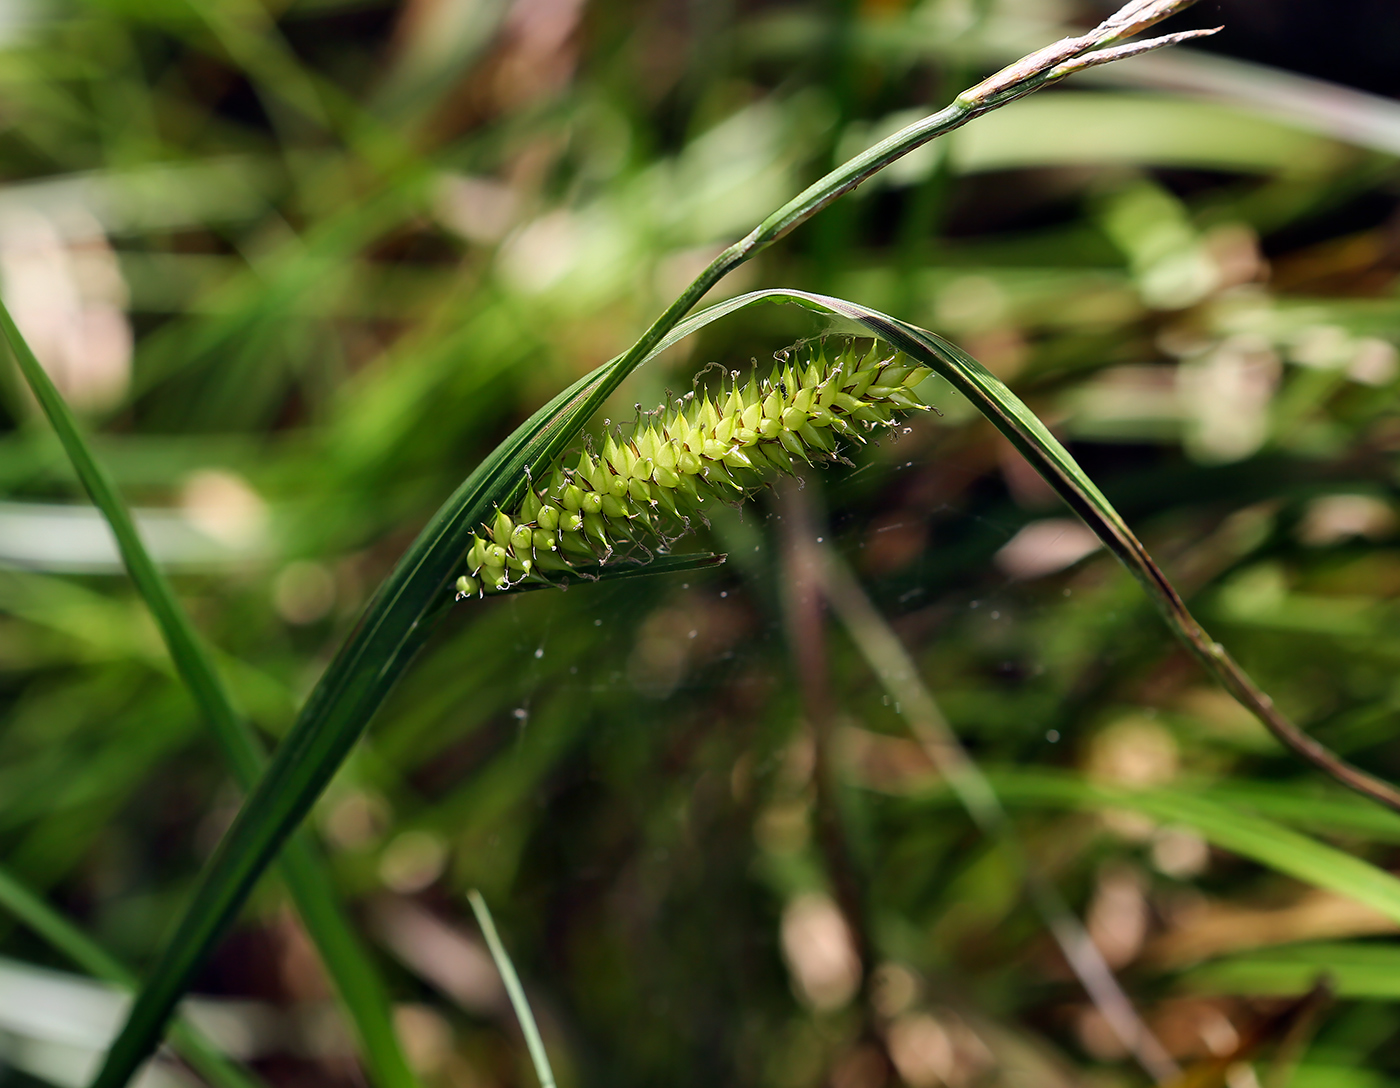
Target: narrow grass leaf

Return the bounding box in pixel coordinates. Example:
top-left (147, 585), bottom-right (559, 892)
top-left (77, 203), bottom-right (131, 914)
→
top-left (84, 360), bottom-right (620, 1088)
top-left (467, 891), bottom-right (557, 1088)
top-left (0, 865), bottom-right (265, 1088)
top-left (0, 300), bottom-right (418, 1088)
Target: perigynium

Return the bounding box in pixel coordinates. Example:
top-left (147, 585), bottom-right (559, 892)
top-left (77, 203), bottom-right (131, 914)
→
top-left (455, 339), bottom-right (932, 596)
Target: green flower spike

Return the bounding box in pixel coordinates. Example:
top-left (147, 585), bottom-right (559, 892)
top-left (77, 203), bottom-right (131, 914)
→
top-left (454, 339), bottom-right (933, 597)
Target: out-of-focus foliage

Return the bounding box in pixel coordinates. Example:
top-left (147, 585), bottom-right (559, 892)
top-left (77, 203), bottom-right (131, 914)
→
top-left (1, 1), bottom-right (1399, 1087)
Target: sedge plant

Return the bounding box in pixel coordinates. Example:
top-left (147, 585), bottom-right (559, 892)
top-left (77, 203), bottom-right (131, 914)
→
top-left (8, 2), bottom-right (1396, 1085)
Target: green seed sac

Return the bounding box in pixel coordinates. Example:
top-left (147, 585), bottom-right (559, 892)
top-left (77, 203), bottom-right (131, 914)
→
top-left (454, 340), bottom-right (932, 598)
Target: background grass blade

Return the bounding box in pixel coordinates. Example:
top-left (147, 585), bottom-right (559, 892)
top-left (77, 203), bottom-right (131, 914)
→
top-left (85, 360), bottom-right (623, 1088)
top-left (903, 771), bottom-right (1400, 926)
top-left (0, 301), bottom-right (419, 1088)
top-left (0, 865), bottom-right (265, 1088)
top-left (501, 552), bottom-right (727, 595)
top-left (82, 9), bottom-right (1223, 1081)
top-left (467, 891), bottom-right (557, 1088)
top-left (1184, 943), bottom-right (1400, 999)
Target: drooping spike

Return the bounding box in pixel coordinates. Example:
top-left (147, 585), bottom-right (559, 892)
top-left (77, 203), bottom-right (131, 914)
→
top-left (457, 339), bottom-right (934, 597)
top-left (888, 388), bottom-right (928, 411)
top-left (559, 530), bottom-right (595, 559)
top-left (585, 456), bottom-right (609, 494)
top-left (602, 434), bottom-right (625, 476)
top-left (654, 483), bottom-right (683, 521)
top-left (583, 511), bottom-right (611, 552)
top-left (798, 421), bottom-right (834, 452)
top-left (601, 492), bottom-right (632, 520)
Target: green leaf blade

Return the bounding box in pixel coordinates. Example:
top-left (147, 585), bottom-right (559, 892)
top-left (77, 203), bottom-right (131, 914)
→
top-left (0, 301), bottom-right (418, 1088)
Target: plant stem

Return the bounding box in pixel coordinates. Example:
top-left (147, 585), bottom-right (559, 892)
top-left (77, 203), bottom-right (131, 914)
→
top-left (776, 480), bottom-right (873, 969)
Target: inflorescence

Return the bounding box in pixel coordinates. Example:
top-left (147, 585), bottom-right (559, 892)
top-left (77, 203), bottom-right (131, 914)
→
top-left (455, 340), bottom-right (933, 597)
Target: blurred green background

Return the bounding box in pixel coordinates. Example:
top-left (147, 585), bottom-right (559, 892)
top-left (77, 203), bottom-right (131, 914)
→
top-left (2, 0), bottom-right (1400, 1086)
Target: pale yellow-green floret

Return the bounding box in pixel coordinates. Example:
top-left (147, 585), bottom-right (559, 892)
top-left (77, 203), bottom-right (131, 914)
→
top-left (455, 340), bottom-right (932, 597)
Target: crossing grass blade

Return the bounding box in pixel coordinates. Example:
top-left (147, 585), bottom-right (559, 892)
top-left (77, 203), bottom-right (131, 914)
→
top-left (0, 300), bottom-right (420, 1088)
top-left (0, 865), bottom-right (266, 1088)
top-left (1183, 943), bottom-right (1400, 999)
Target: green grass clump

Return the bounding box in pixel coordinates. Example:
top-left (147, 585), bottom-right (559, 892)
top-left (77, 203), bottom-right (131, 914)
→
top-left (458, 341), bottom-right (931, 594)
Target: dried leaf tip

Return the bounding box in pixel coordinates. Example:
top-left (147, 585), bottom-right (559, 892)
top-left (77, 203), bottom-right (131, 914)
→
top-left (959, 0), bottom-right (1216, 108)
